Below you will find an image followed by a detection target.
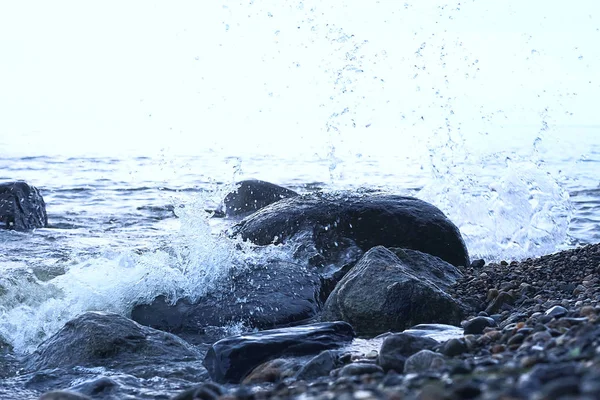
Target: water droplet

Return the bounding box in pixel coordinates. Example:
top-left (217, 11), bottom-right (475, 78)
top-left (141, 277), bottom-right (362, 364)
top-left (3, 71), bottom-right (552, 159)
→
top-left (225, 24), bottom-right (230, 31)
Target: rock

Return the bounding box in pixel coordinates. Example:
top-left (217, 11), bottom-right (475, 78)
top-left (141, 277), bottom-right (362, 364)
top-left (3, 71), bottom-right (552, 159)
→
top-left (132, 260), bottom-right (321, 342)
top-left (243, 358), bottom-right (299, 384)
top-left (403, 350), bottom-right (446, 374)
top-left (232, 193), bottom-right (469, 268)
top-left (296, 350), bottom-right (341, 381)
top-left (440, 338), bottom-right (468, 357)
top-left (470, 259), bottom-right (485, 268)
top-left (0, 181), bottom-right (47, 231)
top-left (485, 291), bottom-right (515, 314)
top-left (338, 362), bottom-right (383, 377)
top-left (321, 246), bottom-right (464, 336)
top-left (39, 392), bottom-right (92, 400)
top-left (462, 316), bottom-right (497, 335)
top-left (25, 312), bottom-right (201, 371)
top-left (203, 321), bottom-right (355, 383)
top-left (171, 382), bottom-right (226, 400)
top-left (221, 179), bottom-right (298, 217)
top-left (68, 377), bottom-right (119, 397)
top-left (545, 305), bottom-right (568, 318)
top-left (377, 333), bottom-right (438, 372)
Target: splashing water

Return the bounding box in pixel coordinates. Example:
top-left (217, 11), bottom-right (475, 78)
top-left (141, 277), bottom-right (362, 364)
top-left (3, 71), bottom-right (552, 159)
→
top-left (0, 195), bottom-right (246, 354)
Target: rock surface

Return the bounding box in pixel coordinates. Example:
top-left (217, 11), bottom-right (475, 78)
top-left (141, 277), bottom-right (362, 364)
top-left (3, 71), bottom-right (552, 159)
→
top-left (322, 246), bottom-right (464, 336)
top-left (377, 332), bottom-right (439, 372)
top-left (232, 193), bottom-right (470, 268)
top-left (221, 179), bottom-right (298, 217)
top-left (0, 181), bottom-right (47, 231)
top-left (25, 312), bottom-right (201, 371)
top-left (203, 321), bottom-right (355, 383)
top-left (132, 260), bottom-right (322, 342)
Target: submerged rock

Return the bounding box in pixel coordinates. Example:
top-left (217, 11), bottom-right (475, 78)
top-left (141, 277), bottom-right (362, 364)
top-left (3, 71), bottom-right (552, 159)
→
top-left (232, 193), bottom-right (469, 268)
top-left (0, 181), bottom-right (47, 231)
top-left (25, 312), bottom-right (201, 371)
top-left (203, 321), bottom-right (355, 383)
top-left (322, 246), bottom-right (464, 336)
top-left (132, 261), bottom-right (321, 342)
top-left (221, 179), bottom-right (298, 217)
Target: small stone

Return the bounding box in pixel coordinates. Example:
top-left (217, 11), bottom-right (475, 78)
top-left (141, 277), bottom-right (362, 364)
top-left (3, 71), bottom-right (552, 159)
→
top-left (404, 350), bottom-right (446, 374)
top-left (500, 260), bottom-right (508, 266)
top-left (539, 376), bottom-right (580, 399)
top-left (462, 316), bottom-right (497, 335)
top-left (479, 272), bottom-right (489, 279)
top-left (339, 362), bottom-right (383, 377)
top-left (470, 259), bottom-right (485, 268)
top-left (507, 333), bottom-right (525, 346)
top-left (452, 381), bottom-right (482, 399)
top-left (440, 338), bottom-right (468, 357)
top-left (545, 305), bottom-right (568, 318)
top-left (486, 288), bottom-right (499, 301)
top-left (491, 344), bottom-right (506, 354)
top-left (580, 306), bottom-right (596, 317)
top-left (573, 285), bottom-right (587, 296)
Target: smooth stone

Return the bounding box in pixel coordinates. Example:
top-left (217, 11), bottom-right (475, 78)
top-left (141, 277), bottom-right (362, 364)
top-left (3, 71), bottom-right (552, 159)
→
top-left (339, 362), bottom-right (384, 377)
top-left (0, 181), bottom-right (48, 231)
top-left (485, 291), bottom-right (515, 314)
top-left (545, 305), bottom-right (568, 318)
top-left (470, 259), bottom-right (485, 268)
top-left (378, 333), bottom-right (438, 372)
top-left (203, 321), bottom-right (355, 384)
top-left (25, 312), bottom-right (201, 371)
top-left (221, 179), bottom-right (298, 217)
top-left (296, 350), bottom-right (341, 381)
top-left (462, 316), bottom-right (497, 335)
top-left (440, 338), bottom-right (468, 357)
top-left (322, 246), bottom-right (463, 336)
top-left (403, 349), bottom-right (446, 374)
top-left (132, 260), bottom-right (321, 342)
top-left (232, 193), bottom-right (469, 268)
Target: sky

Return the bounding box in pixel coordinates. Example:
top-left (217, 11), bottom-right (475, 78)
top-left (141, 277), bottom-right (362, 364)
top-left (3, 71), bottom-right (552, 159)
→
top-left (0, 0), bottom-right (598, 157)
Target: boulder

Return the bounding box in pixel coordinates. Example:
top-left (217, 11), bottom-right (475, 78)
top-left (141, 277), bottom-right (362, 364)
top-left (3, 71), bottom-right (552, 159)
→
top-left (321, 246), bottom-right (464, 336)
top-left (232, 193), bottom-right (469, 268)
top-left (0, 181), bottom-right (47, 231)
top-left (203, 321), bottom-right (355, 383)
top-left (25, 312), bottom-right (201, 371)
top-left (221, 180), bottom-right (298, 217)
top-left (131, 261), bottom-right (322, 342)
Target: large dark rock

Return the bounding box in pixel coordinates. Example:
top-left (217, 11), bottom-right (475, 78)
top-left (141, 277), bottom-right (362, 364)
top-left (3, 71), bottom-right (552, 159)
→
top-left (203, 321), bottom-right (355, 383)
top-left (221, 180), bottom-right (298, 217)
top-left (321, 246), bottom-right (464, 336)
top-left (0, 181), bottom-right (47, 231)
top-left (232, 193), bottom-right (469, 268)
top-left (132, 261), bottom-right (322, 342)
top-left (25, 312), bottom-right (201, 371)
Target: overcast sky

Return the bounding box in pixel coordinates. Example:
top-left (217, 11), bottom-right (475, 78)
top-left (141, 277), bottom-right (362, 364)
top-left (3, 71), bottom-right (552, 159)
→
top-left (1, 0), bottom-right (598, 157)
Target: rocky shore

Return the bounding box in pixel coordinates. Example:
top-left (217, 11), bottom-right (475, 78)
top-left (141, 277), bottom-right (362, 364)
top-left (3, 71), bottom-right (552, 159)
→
top-left (3, 180), bottom-right (599, 399)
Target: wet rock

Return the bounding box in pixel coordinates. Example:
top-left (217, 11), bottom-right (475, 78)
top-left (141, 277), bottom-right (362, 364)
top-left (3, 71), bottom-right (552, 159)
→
top-left (470, 259), bottom-right (485, 268)
top-left (378, 333), bottom-right (438, 372)
top-left (338, 362), bottom-right (383, 377)
top-left (403, 350), bottom-right (446, 374)
top-left (296, 350), bottom-right (341, 381)
top-left (243, 358), bottom-right (299, 384)
top-left (322, 247), bottom-right (464, 336)
top-left (232, 193), bottom-right (469, 268)
top-left (462, 316), bottom-right (497, 335)
top-left (25, 312), bottom-right (201, 371)
top-left (171, 382), bottom-right (226, 400)
top-left (203, 321), bottom-right (354, 383)
top-left (440, 338), bottom-right (468, 357)
top-left (545, 305), bottom-right (568, 318)
top-left (221, 180), bottom-right (298, 217)
top-left (0, 181), bottom-right (47, 231)
top-left (39, 391), bottom-right (92, 400)
top-left (69, 377), bottom-right (119, 397)
top-left (132, 260), bottom-right (321, 342)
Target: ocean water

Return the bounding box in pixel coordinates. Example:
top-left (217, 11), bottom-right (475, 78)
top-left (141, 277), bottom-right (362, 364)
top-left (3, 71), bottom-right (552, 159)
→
top-left (1, 0), bottom-right (600, 398)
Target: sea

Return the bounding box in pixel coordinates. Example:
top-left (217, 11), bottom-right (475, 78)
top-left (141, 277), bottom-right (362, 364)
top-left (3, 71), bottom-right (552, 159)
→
top-left (1, 1), bottom-right (599, 398)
